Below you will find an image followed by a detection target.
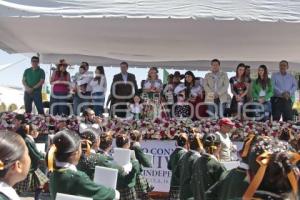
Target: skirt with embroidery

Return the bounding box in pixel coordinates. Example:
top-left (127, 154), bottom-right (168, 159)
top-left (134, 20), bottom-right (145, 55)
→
top-left (14, 168), bottom-right (48, 193)
top-left (135, 175), bottom-right (154, 200)
top-left (169, 186), bottom-right (180, 200)
top-left (118, 187), bottom-right (137, 200)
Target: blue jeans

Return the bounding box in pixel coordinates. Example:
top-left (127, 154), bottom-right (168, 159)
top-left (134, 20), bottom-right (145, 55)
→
top-left (24, 90), bottom-right (44, 114)
top-left (73, 92), bottom-right (91, 116)
top-left (50, 92), bottom-right (70, 116)
top-left (92, 92), bottom-right (105, 116)
top-left (207, 99), bottom-right (227, 119)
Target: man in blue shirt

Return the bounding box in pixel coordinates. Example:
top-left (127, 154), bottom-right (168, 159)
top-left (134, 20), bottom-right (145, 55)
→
top-left (271, 60), bottom-right (297, 121)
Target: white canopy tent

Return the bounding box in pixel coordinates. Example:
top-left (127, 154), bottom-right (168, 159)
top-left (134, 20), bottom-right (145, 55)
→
top-left (1, 0), bottom-right (300, 72)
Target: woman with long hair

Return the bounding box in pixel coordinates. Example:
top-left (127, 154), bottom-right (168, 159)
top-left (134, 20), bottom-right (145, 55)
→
top-left (50, 59), bottom-right (71, 116)
top-left (89, 66), bottom-right (107, 116)
top-left (252, 65), bottom-right (273, 121)
top-left (184, 71), bottom-right (206, 119)
top-left (229, 63), bottom-right (250, 117)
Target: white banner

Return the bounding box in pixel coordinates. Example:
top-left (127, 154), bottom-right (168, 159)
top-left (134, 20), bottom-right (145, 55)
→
top-left (140, 140), bottom-right (176, 192)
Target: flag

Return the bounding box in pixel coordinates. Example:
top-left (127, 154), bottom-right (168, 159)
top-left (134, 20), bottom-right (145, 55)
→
top-left (162, 68), bottom-right (169, 84)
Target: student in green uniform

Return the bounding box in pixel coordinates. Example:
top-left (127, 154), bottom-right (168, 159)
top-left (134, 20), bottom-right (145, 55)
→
top-left (15, 124), bottom-right (48, 200)
top-left (175, 133), bottom-right (203, 200)
top-left (77, 129), bottom-right (132, 180)
top-left (244, 139), bottom-right (298, 200)
top-left (115, 134), bottom-right (140, 200)
top-left (168, 133), bottom-right (188, 200)
top-left (249, 151), bottom-right (299, 200)
top-left (205, 132), bottom-right (258, 200)
top-left (130, 130), bottom-right (153, 200)
top-left (47, 129), bottom-right (119, 200)
top-left (0, 131), bottom-right (31, 200)
top-left (191, 133), bottom-right (226, 200)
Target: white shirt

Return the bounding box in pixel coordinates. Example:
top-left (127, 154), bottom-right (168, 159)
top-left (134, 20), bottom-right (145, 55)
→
top-left (0, 181), bottom-right (20, 200)
top-left (216, 131), bottom-right (233, 162)
top-left (55, 161), bottom-right (77, 171)
top-left (89, 76), bottom-right (107, 94)
top-left (79, 122), bottom-right (101, 134)
top-left (130, 103), bottom-right (143, 114)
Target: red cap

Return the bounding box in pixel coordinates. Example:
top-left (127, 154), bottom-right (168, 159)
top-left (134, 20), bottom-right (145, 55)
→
top-left (219, 118), bottom-right (235, 127)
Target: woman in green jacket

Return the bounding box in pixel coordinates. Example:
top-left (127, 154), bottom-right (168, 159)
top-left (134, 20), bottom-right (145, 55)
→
top-left (175, 133), bottom-right (203, 200)
top-left (167, 133), bottom-right (188, 200)
top-left (252, 65), bottom-right (273, 121)
top-left (116, 134), bottom-right (140, 200)
top-left (77, 129), bottom-right (132, 180)
top-left (14, 124), bottom-right (48, 200)
top-left (130, 130), bottom-right (153, 200)
top-left (47, 129), bottom-right (118, 200)
top-left (191, 133), bottom-right (226, 200)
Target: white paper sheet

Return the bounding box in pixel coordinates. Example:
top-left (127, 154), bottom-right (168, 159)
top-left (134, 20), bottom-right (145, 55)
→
top-left (94, 166), bottom-right (118, 190)
top-left (144, 153), bottom-right (153, 166)
top-left (56, 193), bottom-right (92, 200)
top-left (113, 148), bottom-right (131, 166)
top-left (36, 143), bottom-right (45, 153)
top-left (221, 161), bottom-right (240, 170)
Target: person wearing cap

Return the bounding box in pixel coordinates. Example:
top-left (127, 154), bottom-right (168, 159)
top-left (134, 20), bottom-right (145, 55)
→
top-left (110, 62), bottom-right (138, 118)
top-left (191, 133), bottom-right (226, 200)
top-left (216, 118), bottom-right (235, 161)
top-left (203, 59), bottom-right (230, 119)
top-left (271, 60), bottom-right (297, 122)
top-left (22, 56), bottom-right (45, 115)
top-left (50, 59), bottom-right (71, 116)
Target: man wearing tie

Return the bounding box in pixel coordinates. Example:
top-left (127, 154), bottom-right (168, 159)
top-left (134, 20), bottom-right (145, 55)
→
top-left (110, 62), bottom-right (138, 118)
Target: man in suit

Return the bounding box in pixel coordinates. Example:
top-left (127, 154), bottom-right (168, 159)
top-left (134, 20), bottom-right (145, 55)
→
top-left (110, 62), bottom-right (138, 118)
top-left (203, 59), bottom-right (230, 119)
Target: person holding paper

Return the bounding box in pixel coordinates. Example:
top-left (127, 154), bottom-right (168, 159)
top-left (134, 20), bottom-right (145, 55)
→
top-left (175, 134), bottom-right (203, 200)
top-left (168, 133), bottom-right (188, 200)
top-left (191, 133), bottom-right (226, 200)
top-left (14, 124), bottom-right (48, 200)
top-left (130, 130), bottom-right (154, 200)
top-left (77, 130), bottom-right (132, 180)
top-left (115, 134), bottom-right (140, 200)
top-left (47, 130), bottom-right (119, 200)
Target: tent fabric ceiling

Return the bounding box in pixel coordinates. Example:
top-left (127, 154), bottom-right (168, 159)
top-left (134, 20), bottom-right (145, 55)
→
top-left (1, 1), bottom-right (300, 72)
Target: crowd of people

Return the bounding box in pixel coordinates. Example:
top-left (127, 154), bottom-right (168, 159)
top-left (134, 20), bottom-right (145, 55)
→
top-left (0, 114), bottom-right (299, 200)
top-left (23, 56), bottom-right (298, 122)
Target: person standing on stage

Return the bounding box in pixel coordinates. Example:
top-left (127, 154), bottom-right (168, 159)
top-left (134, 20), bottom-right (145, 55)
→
top-left (110, 62), bottom-right (138, 118)
top-left (203, 59), bottom-right (230, 119)
top-left (271, 60), bottom-right (297, 122)
top-left (22, 56), bottom-right (45, 114)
